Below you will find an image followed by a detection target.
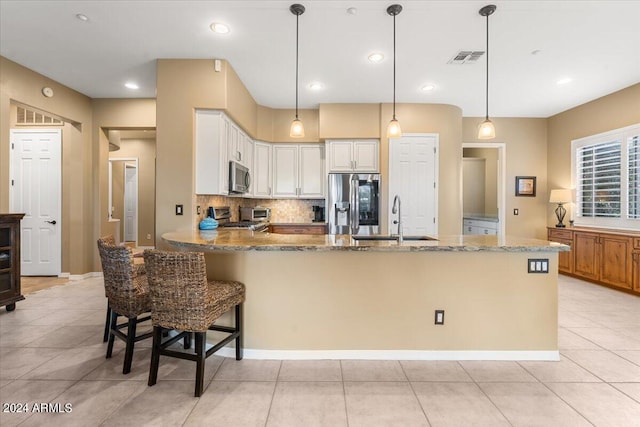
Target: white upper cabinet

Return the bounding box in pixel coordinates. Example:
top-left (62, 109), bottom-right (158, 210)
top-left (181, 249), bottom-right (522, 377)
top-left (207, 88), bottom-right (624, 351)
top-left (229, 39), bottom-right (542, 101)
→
top-left (327, 139), bottom-right (379, 172)
top-left (253, 141), bottom-right (272, 198)
top-left (228, 124), bottom-right (249, 165)
top-left (194, 110), bottom-right (229, 195)
top-left (272, 144), bottom-right (325, 198)
top-left (244, 137), bottom-right (254, 194)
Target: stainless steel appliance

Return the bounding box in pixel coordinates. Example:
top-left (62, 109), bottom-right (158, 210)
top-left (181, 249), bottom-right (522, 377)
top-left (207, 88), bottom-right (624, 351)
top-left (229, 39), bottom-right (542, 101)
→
top-left (328, 173), bottom-right (380, 235)
top-left (210, 206), bottom-right (269, 232)
top-left (312, 205), bottom-right (325, 222)
top-left (229, 160), bottom-right (250, 194)
top-left (240, 207), bottom-right (271, 222)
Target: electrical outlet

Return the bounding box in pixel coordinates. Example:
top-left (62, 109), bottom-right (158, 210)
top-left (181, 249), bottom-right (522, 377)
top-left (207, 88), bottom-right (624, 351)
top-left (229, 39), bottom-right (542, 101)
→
top-left (434, 310), bottom-right (445, 325)
top-left (513, 208), bottom-right (519, 215)
top-left (197, 205), bottom-right (201, 215)
top-left (528, 258), bottom-right (549, 273)
top-left (175, 204), bottom-right (183, 215)
top-left (146, 233), bottom-right (151, 240)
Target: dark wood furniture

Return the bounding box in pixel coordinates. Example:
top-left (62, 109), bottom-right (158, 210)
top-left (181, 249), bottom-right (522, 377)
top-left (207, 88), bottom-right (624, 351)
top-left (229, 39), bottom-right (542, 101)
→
top-left (548, 226), bottom-right (640, 296)
top-left (269, 223), bottom-right (327, 235)
top-left (0, 213), bottom-right (25, 311)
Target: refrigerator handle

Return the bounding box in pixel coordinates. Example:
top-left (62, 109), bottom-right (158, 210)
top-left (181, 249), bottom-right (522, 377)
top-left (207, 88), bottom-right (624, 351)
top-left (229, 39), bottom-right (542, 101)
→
top-left (351, 176), bottom-right (359, 234)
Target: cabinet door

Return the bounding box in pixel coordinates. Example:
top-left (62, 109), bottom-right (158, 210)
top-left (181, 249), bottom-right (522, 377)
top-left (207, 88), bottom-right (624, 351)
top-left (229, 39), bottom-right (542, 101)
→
top-left (633, 251), bottom-right (640, 292)
top-left (194, 110), bottom-right (227, 195)
top-left (599, 234), bottom-right (633, 289)
top-left (228, 123), bottom-right (240, 162)
top-left (353, 140), bottom-right (379, 172)
top-left (573, 232), bottom-right (600, 281)
top-left (253, 142), bottom-right (272, 198)
top-left (327, 140), bottom-right (354, 172)
top-left (244, 138), bottom-right (254, 194)
top-left (299, 144), bottom-right (325, 198)
top-left (272, 145), bottom-right (298, 197)
top-left (556, 238), bottom-right (573, 274)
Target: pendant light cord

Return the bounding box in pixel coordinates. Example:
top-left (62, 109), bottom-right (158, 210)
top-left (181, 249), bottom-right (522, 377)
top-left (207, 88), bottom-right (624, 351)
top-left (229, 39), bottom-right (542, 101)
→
top-left (295, 12), bottom-right (299, 120)
top-left (485, 12), bottom-right (489, 121)
top-left (392, 13), bottom-right (396, 120)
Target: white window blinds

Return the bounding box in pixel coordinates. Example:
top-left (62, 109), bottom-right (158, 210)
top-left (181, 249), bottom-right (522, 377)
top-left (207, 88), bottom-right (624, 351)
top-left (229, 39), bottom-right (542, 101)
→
top-left (576, 141), bottom-right (621, 218)
top-left (629, 135), bottom-right (640, 219)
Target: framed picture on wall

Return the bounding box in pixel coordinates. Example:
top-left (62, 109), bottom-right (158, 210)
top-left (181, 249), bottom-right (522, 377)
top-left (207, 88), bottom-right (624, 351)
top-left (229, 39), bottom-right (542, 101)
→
top-left (515, 176), bottom-right (536, 197)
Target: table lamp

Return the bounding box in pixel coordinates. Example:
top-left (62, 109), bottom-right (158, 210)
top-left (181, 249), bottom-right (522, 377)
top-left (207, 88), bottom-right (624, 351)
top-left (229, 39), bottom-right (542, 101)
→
top-left (549, 189), bottom-right (572, 228)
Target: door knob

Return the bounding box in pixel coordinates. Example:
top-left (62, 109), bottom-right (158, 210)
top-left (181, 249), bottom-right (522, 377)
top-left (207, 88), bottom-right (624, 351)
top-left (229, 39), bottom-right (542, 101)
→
top-left (46, 220), bottom-right (57, 225)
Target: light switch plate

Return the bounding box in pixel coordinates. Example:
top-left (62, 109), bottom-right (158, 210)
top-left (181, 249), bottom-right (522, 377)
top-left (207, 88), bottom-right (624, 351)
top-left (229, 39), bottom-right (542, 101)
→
top-left (175, 204), bottom-right (183, 215)
top-left (434, 310), bottom-right (445, 325)
top-left (528, 258), bottom-right (549, 273)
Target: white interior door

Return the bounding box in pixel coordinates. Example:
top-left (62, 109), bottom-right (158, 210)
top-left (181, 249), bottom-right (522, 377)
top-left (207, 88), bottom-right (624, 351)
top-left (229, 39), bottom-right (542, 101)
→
top-left (389, 134), bottom-right (438, 235)
top-left (10, 129), bottom-right (61, 276)
top-left (124, 164), bottom-right (138, 243)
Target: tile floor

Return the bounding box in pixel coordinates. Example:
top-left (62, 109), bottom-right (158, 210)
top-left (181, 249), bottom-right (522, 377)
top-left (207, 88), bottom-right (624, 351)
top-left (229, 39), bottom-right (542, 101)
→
top-left (1, 274), bottom-right (639, 426)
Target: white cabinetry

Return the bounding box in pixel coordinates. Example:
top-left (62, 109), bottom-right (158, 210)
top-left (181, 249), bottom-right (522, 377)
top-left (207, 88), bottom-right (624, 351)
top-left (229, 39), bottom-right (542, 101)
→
top-left (327, 139), bottom-right (379, 172)
top-left (273, 144), bottom-right (324, 198)
top-left (463, 218), bottom-right (498, 235)
top-left (228, 124), bottom-right (249, 165)
top-left (194, 110), bottom-right (229, 195)
top-left (253, 141), bottom-right (272, 198)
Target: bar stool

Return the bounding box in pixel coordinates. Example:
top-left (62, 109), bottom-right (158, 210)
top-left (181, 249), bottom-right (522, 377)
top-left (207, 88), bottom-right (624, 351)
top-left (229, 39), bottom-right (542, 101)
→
top-left (97, 238), bottom-right (152, 374)
top-left (98, 235), bottom-right (117, 342)
top-left (143, 249), bottom-right (245, 397)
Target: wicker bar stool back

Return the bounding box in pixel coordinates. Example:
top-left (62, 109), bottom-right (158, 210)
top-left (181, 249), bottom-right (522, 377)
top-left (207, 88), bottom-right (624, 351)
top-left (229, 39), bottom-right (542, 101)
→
top-left (97, 237), bottom-right (152, 374)
top-left (98, 235), bottom-right (117, 342)
top-left (143, 249), bottom-right (245, 397)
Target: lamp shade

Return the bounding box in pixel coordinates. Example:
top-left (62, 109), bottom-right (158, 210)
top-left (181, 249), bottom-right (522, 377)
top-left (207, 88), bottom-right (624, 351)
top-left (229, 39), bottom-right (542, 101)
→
top-left (477, 118), bottom-right (495, 139)
top-left (290, 118), bottom-right (305, 138)
top-left (549, 189), bottom-right (572, 204)
top-left (387, 118), bottom-right (402, 138)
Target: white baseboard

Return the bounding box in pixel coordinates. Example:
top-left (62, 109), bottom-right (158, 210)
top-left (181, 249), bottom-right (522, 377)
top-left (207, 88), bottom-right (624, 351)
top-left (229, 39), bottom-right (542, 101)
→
top-left (58, 272), bottom-right (70, 278)
top-left (214, 347), bottom-right (560, 361)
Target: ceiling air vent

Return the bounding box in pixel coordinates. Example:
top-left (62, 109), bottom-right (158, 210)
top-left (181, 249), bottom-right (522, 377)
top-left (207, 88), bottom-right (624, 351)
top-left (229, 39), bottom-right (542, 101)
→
top-left (448, 50), bottom-right (485, 64)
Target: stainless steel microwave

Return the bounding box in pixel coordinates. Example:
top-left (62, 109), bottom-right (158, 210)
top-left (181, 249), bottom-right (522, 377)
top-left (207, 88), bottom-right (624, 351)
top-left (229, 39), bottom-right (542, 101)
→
top-left (229, 161), bottom-right (250, 194)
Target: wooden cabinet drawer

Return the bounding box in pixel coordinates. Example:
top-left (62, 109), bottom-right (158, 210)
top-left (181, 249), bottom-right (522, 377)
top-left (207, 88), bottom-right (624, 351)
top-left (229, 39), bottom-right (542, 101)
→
top-left (634, 237), bottom-right (640, 249)
top-left (548, 228), bottom-right (573, 240)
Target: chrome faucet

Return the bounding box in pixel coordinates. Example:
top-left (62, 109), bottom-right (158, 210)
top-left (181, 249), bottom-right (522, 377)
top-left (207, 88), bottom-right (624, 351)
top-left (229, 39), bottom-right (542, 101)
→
top-left (392, 195), bottom-right (403, 243)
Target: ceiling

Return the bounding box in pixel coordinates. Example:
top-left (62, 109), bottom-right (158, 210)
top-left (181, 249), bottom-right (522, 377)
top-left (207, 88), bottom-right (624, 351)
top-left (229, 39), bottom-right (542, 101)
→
top-left (1, 0), bottom-right (638, 118)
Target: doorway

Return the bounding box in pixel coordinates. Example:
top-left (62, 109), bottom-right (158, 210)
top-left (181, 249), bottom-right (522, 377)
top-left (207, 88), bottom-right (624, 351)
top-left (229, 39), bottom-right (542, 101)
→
top-left (109, 158), bottom-right (139, 247)
top-left (462, 142), bottom-right (506, 237)
top-left (9, 129), bottom-right (62, 276)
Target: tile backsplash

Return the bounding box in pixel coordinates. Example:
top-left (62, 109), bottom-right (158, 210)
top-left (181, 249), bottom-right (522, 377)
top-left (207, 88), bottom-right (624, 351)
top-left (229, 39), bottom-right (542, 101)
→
top-left (195, 195), bottom-right (325, 224)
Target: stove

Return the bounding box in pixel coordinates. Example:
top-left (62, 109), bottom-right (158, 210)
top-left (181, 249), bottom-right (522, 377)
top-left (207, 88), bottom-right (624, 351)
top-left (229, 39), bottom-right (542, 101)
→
top-left (209, 206), bottom-right (269, 232)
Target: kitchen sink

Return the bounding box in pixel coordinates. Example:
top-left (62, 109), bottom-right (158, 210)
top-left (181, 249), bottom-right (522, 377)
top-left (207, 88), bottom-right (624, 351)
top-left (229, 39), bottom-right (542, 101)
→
top-left (352, 235), bottom-right (437, 241)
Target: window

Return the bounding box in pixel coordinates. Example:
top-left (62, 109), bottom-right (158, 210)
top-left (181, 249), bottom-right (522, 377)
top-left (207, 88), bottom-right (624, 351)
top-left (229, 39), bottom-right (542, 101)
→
top-left (572, 124), bottom-right (640, 229)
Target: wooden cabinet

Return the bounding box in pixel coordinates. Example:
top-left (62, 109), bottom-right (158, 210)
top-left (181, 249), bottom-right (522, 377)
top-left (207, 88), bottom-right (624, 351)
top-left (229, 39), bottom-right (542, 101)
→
top-left (272, 144), bottom-right (324, 198)
top-left (269, 223), bottom-right (327, 235)
top-left (573, 231), bottom-right (600, 281)
top-left (252, 141), bottom-right (272, 198)
top-left (0, 213), bottom-right (25, 311)
top-left (326, 139), bottom-right (379, 172)
top-left (548, 227), bottom-right (639, 295)
top-left (547, 228), bottom-right (573, 274)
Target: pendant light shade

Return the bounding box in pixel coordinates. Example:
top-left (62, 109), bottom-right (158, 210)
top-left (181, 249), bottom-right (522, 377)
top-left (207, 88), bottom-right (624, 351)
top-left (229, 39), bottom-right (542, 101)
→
top-left (386, 4), bottom-right (402, 139)
top-left (478, 4), bottom-right (497, 140)
top-left (290, 4), bottom-right (305, 138)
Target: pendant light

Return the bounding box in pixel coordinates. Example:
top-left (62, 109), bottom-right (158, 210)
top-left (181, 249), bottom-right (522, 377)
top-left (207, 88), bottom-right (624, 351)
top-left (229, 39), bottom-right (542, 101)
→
top-left (290, 4), bottom-right (305, 138)
top-left (386, 4), bottom-right (402, 139)
top-left (478, 4), bottom-right (497, 140)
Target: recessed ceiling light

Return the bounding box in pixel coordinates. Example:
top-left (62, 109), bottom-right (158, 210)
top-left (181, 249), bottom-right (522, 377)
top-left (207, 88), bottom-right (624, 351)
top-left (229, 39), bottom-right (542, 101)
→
top-left (368, 53), bottom-right (384, 63)
top-left (210, 22), bottom-right (230, 34)
top-left (557, 77), bottom-right (572, 85)
top-left (75, 13), bottom-right (89, 22)
top-left (421, 84), bottom-right (436, 92)
top-left (124, 82), bottom-right (139, 90)
top-left (308, 82), bottom-right (324, 90)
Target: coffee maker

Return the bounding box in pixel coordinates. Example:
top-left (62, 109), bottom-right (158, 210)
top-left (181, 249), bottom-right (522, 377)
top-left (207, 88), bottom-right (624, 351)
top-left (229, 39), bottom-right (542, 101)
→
top-left (312, 205), bottom-right (325, 222)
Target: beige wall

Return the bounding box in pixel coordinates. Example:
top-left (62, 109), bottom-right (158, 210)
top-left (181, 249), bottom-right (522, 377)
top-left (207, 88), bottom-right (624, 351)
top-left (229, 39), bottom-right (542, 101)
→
top-left (547, 83), bottom-right (640, 225)
top-left (319, 104), bottom-right (380, 139)
top-left (109, 138), bottom-right (156, 246)
top-left (463, 118), bottom-right (548, 239)
top-left (381, 103), bottom-right (463, 235)
top-left (92, 98), bottom-right (156, 267)
top-left (463, 158), bottom-right (486, 214)
top-left (1, 56), bottom-right (94, 274)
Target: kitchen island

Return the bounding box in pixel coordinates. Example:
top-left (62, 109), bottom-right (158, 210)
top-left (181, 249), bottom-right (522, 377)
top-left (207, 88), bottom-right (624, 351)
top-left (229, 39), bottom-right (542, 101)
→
top-left (162, 230), bottom-right (568, 361)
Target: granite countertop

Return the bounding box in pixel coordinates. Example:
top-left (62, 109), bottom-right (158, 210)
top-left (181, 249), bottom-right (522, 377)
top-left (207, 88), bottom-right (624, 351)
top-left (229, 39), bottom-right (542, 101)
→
top-left (162, 229), bottom-right (568, 253)
top-left (463, 215), bottom-right (500, 223)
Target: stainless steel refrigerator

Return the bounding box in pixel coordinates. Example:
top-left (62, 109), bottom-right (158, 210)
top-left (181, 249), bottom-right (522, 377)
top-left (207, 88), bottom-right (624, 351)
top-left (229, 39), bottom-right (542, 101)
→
top-left (328, 173), bottom-right (381, 235)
